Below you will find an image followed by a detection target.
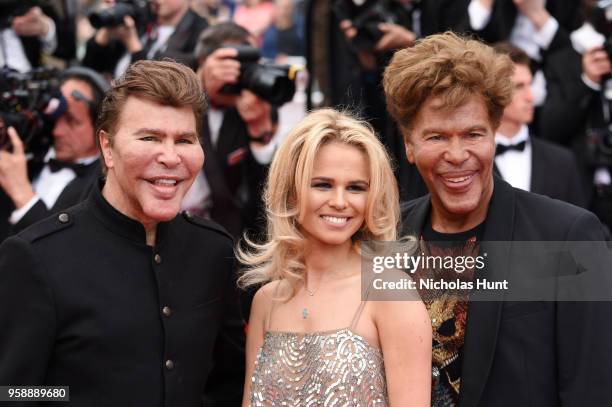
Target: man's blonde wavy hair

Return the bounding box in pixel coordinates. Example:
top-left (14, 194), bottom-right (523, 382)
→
top-left (238, 109), bottom-right (400, 299)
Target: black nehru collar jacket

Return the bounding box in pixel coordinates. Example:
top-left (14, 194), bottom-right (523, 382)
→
top-left (0, 182), bottom-right (245, 407)
top-left (89, 180), bottom-right (170, 245)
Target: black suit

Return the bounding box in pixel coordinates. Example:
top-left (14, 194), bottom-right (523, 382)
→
top-left (82, 9), bottom-right (208, 75)
top-left (494, 136), bottom-right (587, 207)
top-left (538, 45), bottom-right (612, 230)
top-left (0, 184), bottom-right (245, 406)
top-left (401, 177), bottom-right (611, 406)
top-left (0, 158), bottom-right (101, 242)
top-left (201, 109), bottom-right (268, 239)
top-left (469, 0), bottom-right (581, 53)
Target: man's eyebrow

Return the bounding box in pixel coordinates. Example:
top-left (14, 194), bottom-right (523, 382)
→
top-left (420, 125), bottom-right (489, 135)
top-left (133, 128), bottom-right (198, 138)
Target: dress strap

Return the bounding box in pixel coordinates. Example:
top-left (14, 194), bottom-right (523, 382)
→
top-left (349, 283), bottom-right (372, 330)
top-left (265, 281), bottom-right (282, 331)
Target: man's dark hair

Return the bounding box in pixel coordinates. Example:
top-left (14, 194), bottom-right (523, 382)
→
top-left (493, 42), bottom-right (531, 68)
top-left (62, 66), bottom-right (110, 123)
top-left (194, 22), bottom-right (251, 62)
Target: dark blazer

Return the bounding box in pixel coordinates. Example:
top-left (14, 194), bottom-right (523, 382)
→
top-left (401, 177), bottom-right (611, 407)
top-left (537, 45), bottom-right (612, 230)
top-left (494, 136), bottom-right (588, 207)
top-left (82, 9), bottom-right (208, 75)
top-left (0, 159), bottom-right (101, 242)
top-left (201, 109), bottom-right (268, 239)
top-left (0, 185), bottom-right (245, 406)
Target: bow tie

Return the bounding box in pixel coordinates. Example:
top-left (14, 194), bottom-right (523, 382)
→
top-left (47, 159), bottom-right (90, 177)
top-left (495, 141), bottom-right (527, 156)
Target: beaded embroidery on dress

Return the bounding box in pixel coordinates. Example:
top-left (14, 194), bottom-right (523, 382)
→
top-left (249, 301), bottom-right (388, 406)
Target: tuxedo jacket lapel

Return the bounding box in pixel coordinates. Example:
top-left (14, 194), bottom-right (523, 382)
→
top-left (52, 161), bottom-right (101, 211)
top-left (201, 117), bottom-right (236, 208)
top-left (164, 10), bottom-right (195, 52)
top-left (400, 195), bottom-right (430, 237)
top-left (401, 177), bottom-right (517, 407)
top-left (459, 177), bottom-right (516, 407)
top-left (530, 138), bottom-right (545, 194)
top-left (492, 162), bottom-right (502, 179)
top-left (27, 159), bottom-right (45, 183)
top-left (215, 109), bottom-right (242, 167)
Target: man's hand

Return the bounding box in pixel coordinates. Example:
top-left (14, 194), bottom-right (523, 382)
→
top-left (115, 16), bottom-right (142, 53)
top-left (12, 7), bottom-right (52, 37)
top-left (0, 128), bottom-right (35, 209)
top-left (92, 0), bottom-right (141, 52)
top-left (583, 46), bottom-right (612, 85)
top-left (94, 16), bottom-right (142, 52)
top-left (199, 48), bottom-right (241, 100)
top-left (340, 19), bottom-right (357, 41)
top-left (477, 0), bottom-right (495, 10)
top-left (375, 23), bottom-right (416, 51)
top-left (236, 90), bottom-right (272, 140)
top-left (513, 0), bottom-right (550, 30)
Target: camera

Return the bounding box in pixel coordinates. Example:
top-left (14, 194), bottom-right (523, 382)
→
top-left (220, 45), bottom-right (299, 106)
top-left (88, 0), bottom-right (152, 29)
top-left (0, 67), bottom-right (65, 154)
top-left (0, 0), bottom-right (45, 29)
top-left (332, 0), bottom-right (413, 52)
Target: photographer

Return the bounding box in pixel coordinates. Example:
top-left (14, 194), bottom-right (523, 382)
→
top-left (0, 3), bottom-right (57, 72)
top-left (537, 1), bottom-right (612, 232)
top-left (82, 0), bottom-right (208, 77)
top-left (0, 67), bottom-right (108, 241)
top-left (185, 22), bottom-right (280, 240)
top-left (306, 0), bottom-right (469, 201)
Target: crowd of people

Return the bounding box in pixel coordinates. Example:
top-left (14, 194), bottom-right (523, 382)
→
top-left (1, 0), bottom-right (611, 406)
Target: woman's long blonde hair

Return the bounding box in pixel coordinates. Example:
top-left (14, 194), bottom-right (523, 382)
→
top-left (237, 109), bottom-right (400, 299)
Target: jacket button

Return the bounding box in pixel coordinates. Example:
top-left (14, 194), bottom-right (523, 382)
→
top-left (162, 306), bottom-right (172, 317)
top-left (154, 254), bottom-right (162, 264)
top-left (58, 213), bottom-right (69, 223)
top-left (165, 359), bottom-right (174, 370)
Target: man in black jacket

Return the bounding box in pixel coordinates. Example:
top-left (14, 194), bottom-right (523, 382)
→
top-left (82, 0), bottom-right (208, 77)
top-left (492, 42), bottom-right (587, 207)
top-left (383, 32), bottom-right (611, 406)
top-left (0, 67), bottom-right (107, 241)
top-left (0, 2), bottom-right (75, 71)
top-left (0, 60), bottom-right (245, 406)
top-left (537, 17), bottom-right (612, 232)
top-left (188, 22), bottom-right (276, 240)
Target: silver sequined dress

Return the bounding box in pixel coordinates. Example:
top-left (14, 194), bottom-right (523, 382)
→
top-left (249, 305), bottom-right (388, 406)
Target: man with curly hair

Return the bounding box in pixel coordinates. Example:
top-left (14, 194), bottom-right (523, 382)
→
top-left (384, 32), bottom-right (611, 407)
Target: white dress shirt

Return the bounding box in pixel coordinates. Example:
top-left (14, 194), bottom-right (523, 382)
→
top-left (0, 19), bottom-right (57, 73)
top-left (468, 0), bottom-right (558, 105)
top-left (9, 149), bottom-right (98, 224)
top-left (495, 125), bottom-right (532, 192)
top-left (181, 108), bottom-right (278, 216)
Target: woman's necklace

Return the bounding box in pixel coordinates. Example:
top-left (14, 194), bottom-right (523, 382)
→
top-left (302, 281), bottom-right (319, 319)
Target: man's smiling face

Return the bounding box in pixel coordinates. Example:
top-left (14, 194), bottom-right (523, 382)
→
top-left (405, 94), bottom-right (496, 230)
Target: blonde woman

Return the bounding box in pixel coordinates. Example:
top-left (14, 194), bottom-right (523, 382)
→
top-left (239, 109), bottom-right (431, 406)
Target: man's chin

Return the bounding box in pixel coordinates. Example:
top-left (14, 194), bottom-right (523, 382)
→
top-left (53, 152), bottom-right (71, 162)
top-left (143, 202), bottom-right (182, 223)
top-left (437, 193), bottom-right (483, 217)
